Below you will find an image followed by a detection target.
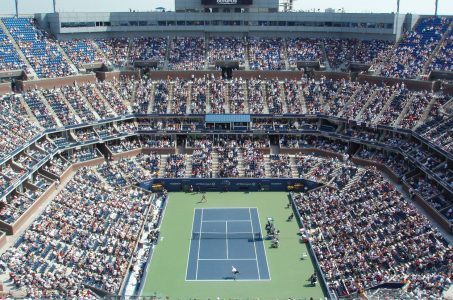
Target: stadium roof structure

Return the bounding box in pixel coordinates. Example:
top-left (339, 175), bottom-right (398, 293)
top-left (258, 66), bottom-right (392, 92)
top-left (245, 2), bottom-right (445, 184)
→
top-left (205, 114), bottom-right (251, 123)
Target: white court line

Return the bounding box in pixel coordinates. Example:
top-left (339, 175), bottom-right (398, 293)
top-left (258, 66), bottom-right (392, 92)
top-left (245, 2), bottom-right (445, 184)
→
top-left (195, 208), bottom-right (204, 280)
top-left (256, 208), bottom-right (271, 281)
top-left (201, 220), bottom-right (251, 223)
top-left (248, 208), bottom-right (261, 280)
top-left (198, 258), bottom-right (258, 261)
top-left (196, 231), bottom-right (256, 234)
top-left (184, 207), bottom-right (196, 281)
top-left (185, 279), bottom-right (270, 282)
top-left (198, 207), bottom-right (257, 210)
top-left (225, 221), bottom-right (229, 259)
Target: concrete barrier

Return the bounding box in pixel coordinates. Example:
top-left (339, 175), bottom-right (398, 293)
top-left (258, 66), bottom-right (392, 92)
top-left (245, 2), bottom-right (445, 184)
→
top-left (17, 74), bottom-right (97, 91)
top-left (0, 82), bottom-right (12, 95)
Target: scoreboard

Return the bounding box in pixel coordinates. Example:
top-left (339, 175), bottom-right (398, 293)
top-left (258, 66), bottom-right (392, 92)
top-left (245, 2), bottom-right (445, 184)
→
top-left (201, 0), bottom-right (253, 5)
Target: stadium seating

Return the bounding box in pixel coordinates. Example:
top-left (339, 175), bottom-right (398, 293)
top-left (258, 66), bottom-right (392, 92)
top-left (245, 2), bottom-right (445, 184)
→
top-left (248, 37), bottom-right (284, 70)
top-left (2, 18), bottom-right (74, 78)
top-left (0, 14), bottom-right (451, 300)
top-left (0, 163), bottom-right (158, 297)
top-left (0, 25), bottom-right (26, 71)
top-left (129, 37), bottom-right (167, 63)
top-left (293, 167), bottom-right (451, 298)
top-left (95, 38), bottom-right (129, 67)
top-left (59, 39), bottom-right (105, 68)
top-left (377, 17), bottom-right (451, 78)
top-left (168, 37), bottom-right (206, 70)
top-left (208, 37), bottom-right (246, 64)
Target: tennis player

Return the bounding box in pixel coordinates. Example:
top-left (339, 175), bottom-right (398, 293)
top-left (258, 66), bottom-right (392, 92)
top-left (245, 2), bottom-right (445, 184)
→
top-left (232, 266), bottom-right (239, 279)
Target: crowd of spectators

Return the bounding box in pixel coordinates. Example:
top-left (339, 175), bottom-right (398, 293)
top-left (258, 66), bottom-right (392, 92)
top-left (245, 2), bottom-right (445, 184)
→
top-left (78, 82), bottom-right (116, 119)
top-left (153, 80), bottom-right (169, 114)
top-left (209, 78), bottom-right (227, 114)
top-left (0, 94), bottom-right (42, 161)
top-left (96, 80), bottom-right (130, 115)
top-left (247, 78), bottom-right (266, 114)
top-left (43, 156), bottom-right (70, 177)
top-left (307, 158), bottom-right (343, 183)
top-left (0, 192), bottom-right (37, 225)
top-left (2, 18), bottom-right (74, 78)
top-left (0, 25), bottom-right (26, 71)
top-left (59, 39), bottom-right (105, 69)
top-left (172, 78), bottom-right (189, 115)
top-left (408, 176), bottom-right (441, 199)
top-left (376, 86), bottom-right (412, 126)
top-left (95, 38), bottom-right (129, 67)
top-left (428, 34), bottom-right (452, 73)
top-left (0, 163), bottom-right (156, 297)
top-left (359, 84), bottom-right (397, 123)
top-left (354, 148), bottom-right (412, 178)
top-left (287, 38), bottom-right (324, 67)
top-left (377, 17), bottom-right (451, 79)
top-left (293, 167), bottom-right (452, 298)
top-left (284, 79), bottom-right (304, 114)
top-left (129, 37), bottom-right (167, 63)
top-left (96, 124), bottom-right (117, 139)
top-left (63, 147), bottom-right (100, 163)
top-left (60, 84), bottom-right (97, 122)
top-left (301, 76), bottom-right (323, 114)
top-left (228, 78), bottom-right (247, 114)
top-left (248, 37), bottom-right (284, 70)
top-left (269, 154), bottom-right (292, 178)
top-left (22, 90), bottom-right (58, 128)
top-left (141, 136), bottom-right (174, 148)
top-left (208, 37), bottom-right (245, 64)
top-left (324, 39), bottom-right (393, 70)
top-left (399, 91), bottom-right (433, 129)
top-left (266, 79), bottom-right (285, 114)
top-left (190, 77), bottom-right (208, 114)
top-left (168, 37), bottom-right (206, 70)
top-left (216, 138), bottom-right (239, 178)
top-left (42, 88), bottom-right (78, 126)
top-left (293, 153), bottom-right (322, 178)
top-left (420, 117), bottom-right (453, 153)
top-left (280, 136), bottom-right (349, 154)
top-left (320, 78), bottom-right (361, 117)
top-left (190, 138), bottom-right (213, 178)
top-left (165, 154), bottom-right (186, 178)
top-left (74, 127), bottom-right (98, 143)
top-left (341, 82), bottom-right (373, 119)
top-left (1, 17), bottom-right (451, 78)
top-left (241, 137), bottom-right (268, 178)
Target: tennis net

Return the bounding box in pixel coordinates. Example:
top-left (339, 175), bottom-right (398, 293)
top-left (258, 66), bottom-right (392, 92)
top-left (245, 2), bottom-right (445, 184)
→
top-left (192, 232), bottom-right (262, 240)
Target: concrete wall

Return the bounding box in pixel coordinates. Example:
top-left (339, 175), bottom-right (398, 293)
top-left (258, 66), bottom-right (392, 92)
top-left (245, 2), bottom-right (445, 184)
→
top-left (358, 74), bottom-right (434, 91)
top-left (96, 70), bottom-right (140, 81)
top-left (17, 74), bottom-right (97, 91)
top-left (0, 82), bottom-right (12, 95)
top-left (143, 70), bottom-right (306, 80)
top-left (314, 71), bottom-right (351, 81)
top-left (39, 11), bottom-right (402, 41)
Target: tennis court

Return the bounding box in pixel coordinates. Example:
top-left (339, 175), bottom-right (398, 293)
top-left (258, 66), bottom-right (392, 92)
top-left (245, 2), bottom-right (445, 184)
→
top-left (142, 192), bottom-right (325, 299)
top-left (186, 208), bottom-right (270, 281)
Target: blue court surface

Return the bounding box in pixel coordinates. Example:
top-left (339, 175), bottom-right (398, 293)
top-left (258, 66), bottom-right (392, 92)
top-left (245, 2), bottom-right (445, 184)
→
top-left (186, 208), bottom-right (270, 281)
